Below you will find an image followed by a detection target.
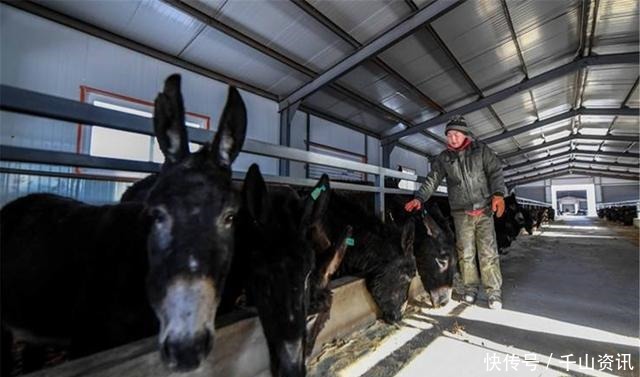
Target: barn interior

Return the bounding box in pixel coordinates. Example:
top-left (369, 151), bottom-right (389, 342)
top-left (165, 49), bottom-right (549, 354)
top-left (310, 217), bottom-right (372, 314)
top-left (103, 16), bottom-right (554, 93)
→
top-left (0, 1), bottom-right (638, 376)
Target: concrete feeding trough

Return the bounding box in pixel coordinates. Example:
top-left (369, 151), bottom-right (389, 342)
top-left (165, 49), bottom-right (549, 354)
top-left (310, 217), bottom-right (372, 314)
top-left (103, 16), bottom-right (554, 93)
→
top-left (24, 277), bottom-right (427, 377)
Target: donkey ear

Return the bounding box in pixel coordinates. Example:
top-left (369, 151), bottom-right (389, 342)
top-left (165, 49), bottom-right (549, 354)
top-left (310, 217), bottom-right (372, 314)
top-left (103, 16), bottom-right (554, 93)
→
top-left (210, 86), bottom-right (247, 168)
top-left (302, 174), bottom-right (331, 227)
top-left (316, 225), bottom-right (352, 289)
top-left (154, 74), bottom-right (190, 164)
top-left (401, 220), bottom-right (415, 256)
top-left (422, 214), bottom-right (444, 239)
top-left (243, 164), bottom-right (269, 225)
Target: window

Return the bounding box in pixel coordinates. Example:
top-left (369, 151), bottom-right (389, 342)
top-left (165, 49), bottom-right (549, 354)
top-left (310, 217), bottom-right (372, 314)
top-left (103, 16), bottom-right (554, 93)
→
top-left (307, 141), bottom-right (367, 182)
top-left (77, 86), bottom-right (209, 176)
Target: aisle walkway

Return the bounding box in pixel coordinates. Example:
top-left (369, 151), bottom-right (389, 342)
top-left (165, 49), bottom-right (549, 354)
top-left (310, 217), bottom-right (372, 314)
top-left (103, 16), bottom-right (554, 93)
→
top-left (309, 217), bottom-right (639, 377)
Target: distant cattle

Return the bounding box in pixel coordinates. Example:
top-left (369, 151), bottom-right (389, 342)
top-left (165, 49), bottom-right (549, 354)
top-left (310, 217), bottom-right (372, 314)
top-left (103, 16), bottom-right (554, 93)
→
top-left (598, 205), bottom-right (637, 226)
top-left (1, 75), bottom-right (247, 373)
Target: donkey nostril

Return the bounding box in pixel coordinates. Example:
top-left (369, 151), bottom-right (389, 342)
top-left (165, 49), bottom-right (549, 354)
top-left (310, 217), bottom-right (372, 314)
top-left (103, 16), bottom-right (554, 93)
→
top-left (162, 340), bottom-right (176, 367)
top-left (202, 330), bottom-right (213, 353)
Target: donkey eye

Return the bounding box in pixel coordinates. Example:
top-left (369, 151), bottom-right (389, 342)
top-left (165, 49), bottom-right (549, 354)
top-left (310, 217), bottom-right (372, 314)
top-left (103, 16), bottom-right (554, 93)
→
top-left (223, 213), bottom-right (235, 226)
top-left (150, 207), bottom-right (168, 223)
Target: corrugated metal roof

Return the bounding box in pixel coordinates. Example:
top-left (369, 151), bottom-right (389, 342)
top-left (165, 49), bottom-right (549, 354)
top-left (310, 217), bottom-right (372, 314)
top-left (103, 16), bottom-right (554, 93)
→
top-left (601, 140), bottom-right (634, 152)
top-left (464, 108), bottom-right (502, 139)
top-left (530, 75), bottom-right (576, 119)
top-left (398, 134), bottom-right (444, 155)
top-left (337, 62), bottom-right (426, 121)
top-left (40, 0), bottom-right (205, 56)
top-left (431, 0), bottom-right (524, 94)
top-left (618, 156), bottom-right (640, 164)
top-left (592, 0), bottom-right (639, 54)
top-left (307, 0), bottom-right (411, 44)
top-left (507, 0), bottom-right (581, 77)
top-left (11, 0), bottom-right (640, 182)
top-left (379, 28), bottom-right (477, 110)
top-left (490, 139), bottom-right (518, 154)
top-left (181, 27), bottom-right (308, 95)
top-left (181, 0), bottom-right (226, 17)
top-left (581, 65), bottom-right (638, 108)
top-left (491, 91), bottom-right (539, 130)
top-left (627, 84), bottom-right (640, 108)
top-left (610, 116), bottom-right (640, 135)
top-left (215, 0), bottom-right (353, 72)
top-left (305, 88), bottom-right (396, 135)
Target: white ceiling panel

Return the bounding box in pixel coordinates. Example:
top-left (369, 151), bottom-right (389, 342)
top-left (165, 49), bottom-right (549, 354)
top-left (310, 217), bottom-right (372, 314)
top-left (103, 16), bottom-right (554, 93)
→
top-left (181, 27), bottom-right (303, 95)
top-left (41, 0), bottom-right (205, 56)
top-left (181, 0), bottom-right (226, 17)
top-left (432, 0), bottom-right (524, 94)
top-left (592, 0), bottom-right (639, 55)
top-left (582, 65), bottom-right (638, 108)
top-left (308, 0), bottom-right (410, 44)
top-left (216, 0), bottom-right (353, 72)
top-left (508, 0), bottom-right (581, 76)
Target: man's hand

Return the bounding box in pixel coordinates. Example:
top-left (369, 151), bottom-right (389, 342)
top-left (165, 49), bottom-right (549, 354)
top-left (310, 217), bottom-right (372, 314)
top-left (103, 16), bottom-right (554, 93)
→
top-left (405, 199), bottom-right (422, 212)
top-left (492, 195), bottom-right (505, 218)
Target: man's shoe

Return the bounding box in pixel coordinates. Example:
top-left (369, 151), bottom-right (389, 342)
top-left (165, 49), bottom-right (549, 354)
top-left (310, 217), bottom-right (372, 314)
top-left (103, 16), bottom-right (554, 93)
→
top-left (463, 294), bottom-right (476, 305)
top-left (488, 297), bottom-right (502, 310)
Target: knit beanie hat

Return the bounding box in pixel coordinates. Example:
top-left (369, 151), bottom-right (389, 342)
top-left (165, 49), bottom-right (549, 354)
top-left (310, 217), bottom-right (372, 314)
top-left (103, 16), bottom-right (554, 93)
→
top-left (445, 115), bottom-right (470, 135)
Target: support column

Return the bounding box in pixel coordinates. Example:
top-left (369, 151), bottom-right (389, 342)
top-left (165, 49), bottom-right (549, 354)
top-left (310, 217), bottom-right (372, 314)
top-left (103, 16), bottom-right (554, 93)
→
top-left (594, 177), bottom-right (603, 203)
top-left (376, 142), bottom-right (395, 222)
top-left (544, 179), bottom-right (552, 205)
top-left (374, 172), bottom-right (386, 222)
top-left (279, 101), bottom-right (300, 176)
top-left (381, 142), bottom-right (395, 169)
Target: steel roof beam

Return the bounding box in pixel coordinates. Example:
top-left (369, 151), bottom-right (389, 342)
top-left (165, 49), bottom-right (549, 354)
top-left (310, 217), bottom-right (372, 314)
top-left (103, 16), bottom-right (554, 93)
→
top-left (384, 52), bottom-right (640, 144)
top-left (278, 0), bottom-right (462, 111)
top-left (505, 159), bottom-right (639, 178)
top-left (483, 107), bottom-right (638, 144)
top-left (290, 0), bottom-right (446, 145)
top-left (291, 0), bottom-right (444, 113)
top-left (508, 167), bottom-right (639, 186)
top-left (594, 76), bottom-right (639, 155)
top-left (504, 150), bottom-right (640, 171)
top-left (509, 169), bottom-right (638, 186)
top-left (164, 0), bottom-right (446, 146)
top-left (499, 134), bottom-right (640, 159)
top-left (508, 165), bottom-right (640, 181)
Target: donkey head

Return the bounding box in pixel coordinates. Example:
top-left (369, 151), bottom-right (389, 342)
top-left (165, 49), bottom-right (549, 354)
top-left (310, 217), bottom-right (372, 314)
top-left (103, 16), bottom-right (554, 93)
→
top-left (414, 208), bottom-right (455, 308)
top-left (240, 165), bottom-right (331, 377)
top-left (368, 221), bottom-right (416, 323)
top-left (143, 75), bottom-right (246, 372)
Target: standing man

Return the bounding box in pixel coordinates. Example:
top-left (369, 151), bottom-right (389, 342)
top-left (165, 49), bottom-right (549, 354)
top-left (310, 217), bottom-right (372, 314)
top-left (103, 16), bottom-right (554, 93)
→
top-left (404, 115), bottom-right (507, 309)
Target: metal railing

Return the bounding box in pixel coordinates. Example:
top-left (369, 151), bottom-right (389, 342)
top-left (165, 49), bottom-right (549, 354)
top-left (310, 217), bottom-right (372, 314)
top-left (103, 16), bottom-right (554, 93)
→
top-left (596, 199), bottom-right (640, 209)
top-left (516, 197), bottom-right (551, 207)
top-left (0, 84), bottom-right (424, 219)
top-left (1, 84), bottom-right (555, 218)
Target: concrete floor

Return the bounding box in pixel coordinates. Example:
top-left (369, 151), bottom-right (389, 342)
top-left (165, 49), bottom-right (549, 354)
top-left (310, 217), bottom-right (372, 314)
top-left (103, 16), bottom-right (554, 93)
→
top-left (309, 216), bottom-right (639, 377)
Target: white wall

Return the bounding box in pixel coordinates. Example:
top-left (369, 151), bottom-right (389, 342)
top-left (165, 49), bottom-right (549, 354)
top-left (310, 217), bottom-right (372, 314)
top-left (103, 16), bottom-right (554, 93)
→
top-left (1, 4), bottom-right (393, 203)
top-left (389, 148), bottom-right (430, 177)
top-left (309, 116), bottom-right (365, 154)
top-left (0, 4), bottom-right (277, 175)
top-left (288, 111), bottom-right (307, 178)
